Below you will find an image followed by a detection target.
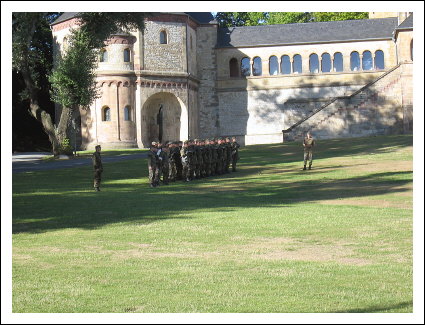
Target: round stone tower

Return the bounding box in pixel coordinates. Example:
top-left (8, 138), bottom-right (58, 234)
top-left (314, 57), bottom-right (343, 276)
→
top-left (87, 33), bottom-right (138, 149)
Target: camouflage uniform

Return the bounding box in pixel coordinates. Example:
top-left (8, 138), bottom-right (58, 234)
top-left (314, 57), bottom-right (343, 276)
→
top-left (209, 140), bottom-right (216, 176)
top-left (195, 142), bottom-right (203, 179)
top-left (216, 141), bottom-right (224, 175)
top-left (147, 147), bottom-right (160, 187)
top-left (188, 142), bottom-right (197, 180)
top-left (224, 139), bottom-right (232, 173)
top-left (92, 147), bottom-right (103, 191)
top-left (203, 141), bottom-right (211, 177)
top-left (303, 134), bottom-right (316, 170)
top-left (159, 148), bottom-right (169, 185)
top-left (175, 142), bottom-right (183, 180)
top-left (231, 139), bottom-right (240, 172)
top-left (169, 144), bottom-right (179, 182)
top-left (180, 143), bottom-right (191, 181)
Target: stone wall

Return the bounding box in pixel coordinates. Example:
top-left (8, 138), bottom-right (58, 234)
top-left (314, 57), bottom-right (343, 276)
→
top-left (285, 63), bottom-right (409, 141)
top-left (196, 24), bottom-right (220, 138)
top-left (143, 21), bottom-right (186, 72)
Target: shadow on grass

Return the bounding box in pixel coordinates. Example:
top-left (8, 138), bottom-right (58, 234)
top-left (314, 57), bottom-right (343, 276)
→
top-left (12, 135), bottom-right (413, 234)
top-left (12, 169), bottom-right (412, 234)
top-left (332, 300), bottom-right (413, 313)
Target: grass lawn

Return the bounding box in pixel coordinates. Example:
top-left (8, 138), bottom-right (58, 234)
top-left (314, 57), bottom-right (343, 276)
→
top-left (11, 135), bottom-right (413, 313)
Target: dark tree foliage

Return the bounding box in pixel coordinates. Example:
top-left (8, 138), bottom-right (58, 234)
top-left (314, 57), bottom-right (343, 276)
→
top-left (12, 12), bottom-right (61, 152)
top-left (12, 12), bottom-right (150, 155)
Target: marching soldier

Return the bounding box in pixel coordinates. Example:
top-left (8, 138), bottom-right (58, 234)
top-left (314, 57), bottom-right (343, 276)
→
top-left (303, 131), bottom-right (316, 170)
top-left (147, 142), bottom-right (160, 187)
top-left (180, 140), bottom-right (191, 182)
top-left (159, 143), bottom-right (170, 185)
top-left (231, 137), bottom-right (240, 172)
top-left (211, 138), bottom-right (218, 176)
top-left (175, 141), bottom-right (183, 180)
top-left (92, 145), bottom-right (103, 191)
top-left (168, 142), bottom-right (178, 182)
top-left (224, 137), bottom-right (232, 173)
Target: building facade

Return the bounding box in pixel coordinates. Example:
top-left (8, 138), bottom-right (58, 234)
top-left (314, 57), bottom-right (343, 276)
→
top-left (51, 12), bottom-right (413, 149)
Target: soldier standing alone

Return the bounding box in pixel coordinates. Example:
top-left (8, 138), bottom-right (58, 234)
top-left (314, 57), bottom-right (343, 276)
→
top-left (303, 131), bottom-right (316, 170)
top-left (92, 145), bottom-right (103, 191)
top-left (231, 137), bottom-right (240, 172)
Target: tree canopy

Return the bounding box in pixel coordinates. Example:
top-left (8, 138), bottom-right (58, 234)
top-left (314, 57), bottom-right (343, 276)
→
top-left (214, 12), bottom-right (369, 27)
top-left (12, 12), bottom-right (149, 155)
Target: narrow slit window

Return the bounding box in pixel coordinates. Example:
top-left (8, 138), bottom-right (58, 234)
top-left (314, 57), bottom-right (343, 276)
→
top-left (160, 31), bottom-right (167, 44)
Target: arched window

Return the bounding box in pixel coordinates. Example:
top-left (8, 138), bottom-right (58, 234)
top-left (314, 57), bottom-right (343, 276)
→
top-left (160, 30), bottom-right (167, 44)
top-left (241, 57), bottom-right (251, 76)
top-left (321, 53), bottom-right (331, 73)
top-left (100, 49), bottom-right (108, 62)
top-left (123, 49), bottom-right (131, 62)
top-left (252, 57), bottom-right (262, 76)
top-left (362, 51), bottom-right (373, 71)
top-left (281, 55), bottom-right (291, 74)
top-left (350, 51), bottom-right (360, 71)
top-left (333, 52), bottom-right (343, 72)
top-left (124, 106), bottom-right (131, 121)
top-left (229, 58), bottom-right (239, 77)
top-left (410, 39), bottom-right (413, 61)
top-left (309, 53), bottom-right (319, 73)
top-left (292, 54), bottom-right (302, 74)
top-left (102, 107), bottom-right (111, 121)
top-left (374, 50), bottom-right (385, 70)
top-left (269, 56), bottom-right (278, 75)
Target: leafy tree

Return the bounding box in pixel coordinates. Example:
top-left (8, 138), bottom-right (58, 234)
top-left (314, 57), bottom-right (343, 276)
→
top-left (215, 12), bottom-right (268, 27)
top-left (12, 12), bottom-right (59, 152)
top-left (215, 12), bottom-right (368, 27)
top-left (312, 12), bottom-right (368, 22)
top-left (267, 12), bottom-right (312, 25)
top-left (12, 12), bottom-right (149, 155)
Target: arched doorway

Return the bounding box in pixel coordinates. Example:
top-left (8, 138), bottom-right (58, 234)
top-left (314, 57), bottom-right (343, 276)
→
top-left (141, 92), bottom-right (187, 147)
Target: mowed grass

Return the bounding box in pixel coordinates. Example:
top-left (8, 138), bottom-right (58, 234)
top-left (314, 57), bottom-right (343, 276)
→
top-left (12, 135), bottom-right (413, 313)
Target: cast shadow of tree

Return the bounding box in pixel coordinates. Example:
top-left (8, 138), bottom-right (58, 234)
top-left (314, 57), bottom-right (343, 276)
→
top-left (12, 134), bottom-right (412, 234)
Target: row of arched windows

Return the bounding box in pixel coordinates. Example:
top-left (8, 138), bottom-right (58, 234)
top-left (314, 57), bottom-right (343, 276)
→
top-left (230, 50), bottom-right (386, 77)
top-left (102, 106), bottom-right (132, 121)
top-left (99, 48), bottom-right (132, 63)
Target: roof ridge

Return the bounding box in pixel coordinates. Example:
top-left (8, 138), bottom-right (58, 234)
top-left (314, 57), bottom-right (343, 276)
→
top-left (220, 17), bottom-right (398, 30)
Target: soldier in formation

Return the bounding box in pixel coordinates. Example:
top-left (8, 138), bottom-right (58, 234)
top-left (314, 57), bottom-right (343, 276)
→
top-left (147, 142), bottom-right (160, 187)
top-left (147, 137), bottom-right (241, 187)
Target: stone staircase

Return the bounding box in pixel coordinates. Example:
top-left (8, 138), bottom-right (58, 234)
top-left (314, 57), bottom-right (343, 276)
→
top-left (283, 63), bottom-right (404, 141)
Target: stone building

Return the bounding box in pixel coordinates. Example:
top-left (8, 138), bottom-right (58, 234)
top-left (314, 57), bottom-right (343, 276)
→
top-left (51, 12), bottom-right (413, 149)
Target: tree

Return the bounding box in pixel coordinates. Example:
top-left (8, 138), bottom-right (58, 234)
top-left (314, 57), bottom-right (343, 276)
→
top-left (267, 12), bottom-right (312, 25)
top-left (214, 12), bottom-right (368, 27)
top-left (12, 13), bottom-right (59, 152)
top-left (12, 12), bottom-right (149, 156)
top-left (312, 12), bottom-right (368, 22)
top-left (215, 12), bottom-right (268, 27)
